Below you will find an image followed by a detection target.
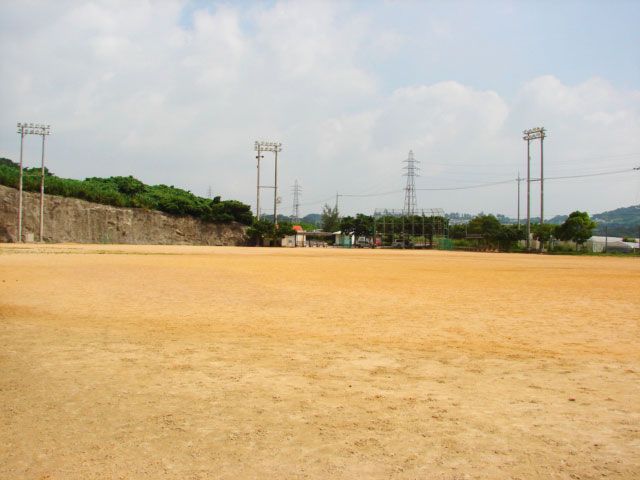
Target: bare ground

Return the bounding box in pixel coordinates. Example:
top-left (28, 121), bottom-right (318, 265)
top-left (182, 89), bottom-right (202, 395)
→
top-left (1, 243), bottom-right (639, 479)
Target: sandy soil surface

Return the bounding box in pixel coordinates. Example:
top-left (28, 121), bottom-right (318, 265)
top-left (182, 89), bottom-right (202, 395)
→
top-left (1, 243), bottom-right (639, 479)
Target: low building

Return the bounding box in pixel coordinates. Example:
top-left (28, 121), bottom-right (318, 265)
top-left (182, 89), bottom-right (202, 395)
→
top-left (281, 226), bottom-right (334, 247)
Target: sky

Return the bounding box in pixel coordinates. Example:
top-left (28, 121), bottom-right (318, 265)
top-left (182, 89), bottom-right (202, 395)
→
top-left (1, 0), bottom-right (639, 219)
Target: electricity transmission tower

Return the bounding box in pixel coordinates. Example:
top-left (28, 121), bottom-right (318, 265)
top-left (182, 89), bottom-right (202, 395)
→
top-left (403, 150), bottom-right (419, 217)
top-left (291, 179), bottom-right (302, 223)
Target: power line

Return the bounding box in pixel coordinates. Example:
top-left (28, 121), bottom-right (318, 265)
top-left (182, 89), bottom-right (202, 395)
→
top-left (532, 167), bottom-right (635, 182)
top-left (415, 166), bottom-right (638, 191)
top-left (293, 166), bottom-right (639, 213)
top-left (416, 178), bottom-right (516, 191)
top-left (295, 194), bottom-right (336, 207)
top-left (338, 189), bottom-right (403, 198)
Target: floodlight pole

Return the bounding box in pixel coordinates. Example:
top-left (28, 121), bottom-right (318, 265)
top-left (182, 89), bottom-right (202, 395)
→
top-left (274, 147), bottom-right (278, 226)
top-left (523, 127), bottom-right (546, 250)
top-left (39, 132), bottom-right (47, 242)
top-left (16, 122), bottom-right (51, 243)
top-left (526, 137), bottom-right (531, 249)
top-left (255, 142), bottom-right (263, 220)
top-left (254, 140), bottom-right (282, 225)
top-left (540, 134), bottom-right (544, 225)
top-left (517, 172), bottom-right (521, 228)
top-left (17, 128), bottom-right (25, 243)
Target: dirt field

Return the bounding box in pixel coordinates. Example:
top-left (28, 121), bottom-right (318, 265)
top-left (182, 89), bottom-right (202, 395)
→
top-left (1, 243), bottom-right (639, 479)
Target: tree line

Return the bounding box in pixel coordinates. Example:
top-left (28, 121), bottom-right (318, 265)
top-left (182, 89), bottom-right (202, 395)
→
top-left (0, 158), bottom-right (253, 225)
top-left (448, 211), bottom-right (598, 251)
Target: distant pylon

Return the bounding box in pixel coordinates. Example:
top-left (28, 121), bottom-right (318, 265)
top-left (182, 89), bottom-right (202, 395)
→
top-left (291, 179), bottom-right (302, 222)
top-left (403, 150), bottom-right (419, 216)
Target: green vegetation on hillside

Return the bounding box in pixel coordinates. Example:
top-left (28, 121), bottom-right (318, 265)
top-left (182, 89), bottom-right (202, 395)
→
top-left (592, 206), bottom-right (640, 238)
top-left (0, 158), bottom-right (253, 225)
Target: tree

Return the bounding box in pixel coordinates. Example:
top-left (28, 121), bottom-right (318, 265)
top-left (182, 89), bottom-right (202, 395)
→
top-left (114, 176), bottom-right (146, 195)
top-left (0, 158), bottom-right (19, 169)
top-left (353, 214), bottom-right (374, 239)
top-left (555, 211), bottom-right (597, 250)
top-left (467, 215), bottom-right (502, 248)
top-left (340, 214), bottom-right (374, 244)
top-left (532, 223), bottom-right (555, 251)
top-left (321, 203), bottom-right (340, 232)
top-left (274, 222), bottom-right (296, 239)
top-left (449, 224), bottom-right (466, 240)
top-left (339, 216), bottom-right (356, 236)
top-left (246, 220), bottom-right (296, 246)
top-left (246, 219), bottom-right (275, 245)
top-left (497, 224), bottom-right (525, 251)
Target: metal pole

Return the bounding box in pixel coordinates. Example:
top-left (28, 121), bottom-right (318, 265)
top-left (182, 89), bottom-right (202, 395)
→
top-left (517, 172), bottom-right (521, 228)
top-left (39, 132), bottom-right (46, 242)
top-left (18, 130), bottom-right (25, 243)
top-left (256, 145), bottom-right (261, 220)
top-left (526, 138), bottom-right (531, 250)
top-left (540, 134), bottom-right (544, 225)
top-left (273, 148), bottom-right (278, 225)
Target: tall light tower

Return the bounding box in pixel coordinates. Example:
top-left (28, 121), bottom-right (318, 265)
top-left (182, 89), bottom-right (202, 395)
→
top-left (523, 127), bottom-right (546, 249)
top-left (254, 142), bottom-right (263, 220)
top-left (403, 150), bottom-right (419, 217)
top-left (253, 141), bottom-right (282, 225)
top-left (16, 122), bottom-right (51, 243)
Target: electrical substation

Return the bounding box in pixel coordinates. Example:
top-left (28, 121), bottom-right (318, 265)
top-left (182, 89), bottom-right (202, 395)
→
top-left (373, 150), bottom-right (450, 249)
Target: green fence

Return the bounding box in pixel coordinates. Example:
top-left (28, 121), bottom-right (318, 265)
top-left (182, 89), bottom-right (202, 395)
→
top-left (437, 238), bottom-right (453, 250)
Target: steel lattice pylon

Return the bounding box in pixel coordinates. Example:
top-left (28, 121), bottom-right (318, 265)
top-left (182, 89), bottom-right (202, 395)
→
top-left (291, 179), bottom-right (302, 223)
top-left (403, 150), bottom-right (419, 217)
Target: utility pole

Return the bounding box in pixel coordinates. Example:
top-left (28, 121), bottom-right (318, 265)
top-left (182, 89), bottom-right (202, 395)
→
top-left (526, 137), bottom-right (531, 249)
top-left (517, 172), bottom-right (521, 228)
top-left (39, 131), bottom-right (48, 242)
top-left (274, 146), bottom-right (279, 225)
top-left (540, 131), bottom-right (545, 225)
top-left (17, 125), bottom-right (25, 243)
top-left (523, 127), bottom-right (546, 249)
top-left (16, 122), bottom-right (51, 243)
top-left (254, 142), bottom-right (263, 220)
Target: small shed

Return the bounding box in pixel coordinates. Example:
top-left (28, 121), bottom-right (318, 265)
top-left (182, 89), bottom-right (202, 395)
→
top-left (281, 226), bottom-right (334, 247)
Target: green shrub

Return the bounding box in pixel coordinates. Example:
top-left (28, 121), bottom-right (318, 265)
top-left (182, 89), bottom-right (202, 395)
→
top-left (0, 163), bottom-right (252, 225)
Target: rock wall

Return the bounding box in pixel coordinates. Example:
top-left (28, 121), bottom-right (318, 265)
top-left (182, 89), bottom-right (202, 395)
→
top-left (0, 184), bottom-right (249, 245)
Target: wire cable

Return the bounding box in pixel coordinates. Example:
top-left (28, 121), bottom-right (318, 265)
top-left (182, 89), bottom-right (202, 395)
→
top-left (531, 167), bottom-right (636, 182)
top-left (338, 189), bottom-right (403, 198)
top-left (416, 178), bottom-right (516, 191)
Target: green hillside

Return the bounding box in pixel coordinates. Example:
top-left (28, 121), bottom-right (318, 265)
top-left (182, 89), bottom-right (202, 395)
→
top-left (592, 206), bottom-right (640, 238)
top-left (0, 158), bottom-right (253, 225)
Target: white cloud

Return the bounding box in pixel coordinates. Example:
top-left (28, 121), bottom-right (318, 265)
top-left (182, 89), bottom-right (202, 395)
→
top-left (0, 1), bottom-right (638, 219)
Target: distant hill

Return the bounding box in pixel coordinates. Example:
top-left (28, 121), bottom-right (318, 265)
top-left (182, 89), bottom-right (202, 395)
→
top-left (592, 206), bottom-right (640, 237)
top-left (547, 214), bottom-right (568, 225)
top-left (302, 213), bottom-right (322, 227)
